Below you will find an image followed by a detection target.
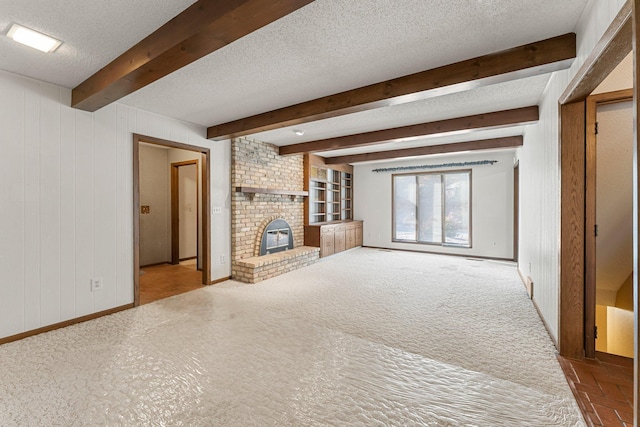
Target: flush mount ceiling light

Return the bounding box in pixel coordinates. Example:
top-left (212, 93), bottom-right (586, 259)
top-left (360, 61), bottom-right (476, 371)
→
top-left (293, 129), bottom-right (305, 136)
top-left (7, 23), bottom-right (62, 53)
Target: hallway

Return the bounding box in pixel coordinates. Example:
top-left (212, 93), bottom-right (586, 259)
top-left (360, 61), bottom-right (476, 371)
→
top-left (139, 259), bottom-right (203, 305)
top-left (0, 248), bottom-right (583, 425)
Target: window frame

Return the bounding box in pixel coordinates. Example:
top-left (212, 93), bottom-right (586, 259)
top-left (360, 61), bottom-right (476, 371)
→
top-left (392, 169), bottom-right (472, 248)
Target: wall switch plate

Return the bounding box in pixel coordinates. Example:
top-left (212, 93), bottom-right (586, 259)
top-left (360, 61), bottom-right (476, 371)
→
top-left (90, 277), bottom-right (103, 292)
top-left (212, 207), bottom-right (222, 214)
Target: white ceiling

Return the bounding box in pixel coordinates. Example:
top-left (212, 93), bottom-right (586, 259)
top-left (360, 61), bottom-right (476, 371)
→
top-left (1, 0), bottom-right (591, 162)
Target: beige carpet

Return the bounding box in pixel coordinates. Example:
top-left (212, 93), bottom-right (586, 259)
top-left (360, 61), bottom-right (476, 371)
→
top-left (0, 248), bottom-right (584, 426)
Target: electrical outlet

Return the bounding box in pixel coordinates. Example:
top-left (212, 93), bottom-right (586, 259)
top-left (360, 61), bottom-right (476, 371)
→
top-left (212, 207), bottom-right (222, 214)
top-left (90, 277), bottom-right (103, 292)
top-left (220, 255), bottom-right (225, 264)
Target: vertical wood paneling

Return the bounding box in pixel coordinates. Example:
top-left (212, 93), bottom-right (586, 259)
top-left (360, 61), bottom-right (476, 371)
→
top-left (0, 70), bottom-right (227, 341)
top-left (93, 106), bottom-right (118, 312)
top-left (518, 0), bottom-right (628, 345)
top-left (0, 74), bottom-right (26, 337)
top-left (39, 83), bottom-right (62, 326)
top-left (115, 105), bottom-right (133, 306)
top-left (23, 79), bottom-right (41, 331)
top-left (74, 111), bottom-right (95, 316)
top-left (59, 99), bottom-right (77, 321)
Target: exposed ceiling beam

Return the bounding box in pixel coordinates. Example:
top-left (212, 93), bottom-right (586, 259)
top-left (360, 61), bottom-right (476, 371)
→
top-left (279, 106), bottom-right (538, 156)
top-left (72, 0), bottom-right (314, 112)
top-left (560, 0), bottom-right (631, 104)
top-left (207, 33), bottom-right (575, 140)
top-left (324, 136), bottom-right (523, 165)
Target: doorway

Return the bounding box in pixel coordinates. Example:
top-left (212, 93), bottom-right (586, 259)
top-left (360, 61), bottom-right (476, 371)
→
top-left (171, 160), bottom-right (199, 265)
top-left (133, 134), bottom-right (211, 306)
top-left (586, 91), bottom-right (634, 359)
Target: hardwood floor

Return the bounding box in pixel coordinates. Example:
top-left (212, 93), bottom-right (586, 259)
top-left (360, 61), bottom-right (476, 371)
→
top-left (139, 260), bottom-right (204, 305)
top-left (557, 352), bottom-right (634, 426)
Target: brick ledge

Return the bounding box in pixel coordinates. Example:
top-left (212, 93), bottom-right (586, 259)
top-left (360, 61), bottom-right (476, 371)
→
top-left (234, 246), bottom-right (320, 268)
top-left (233, 246), bottom-right (320, 283)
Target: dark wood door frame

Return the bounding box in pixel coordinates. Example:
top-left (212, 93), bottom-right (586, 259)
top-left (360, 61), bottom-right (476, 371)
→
top-left (558, 0), bottom-right (631, 360)
top-left (584, 89), bottom-right (633, 359)
top-left (171, 160), bottom-right (199, 265)
top-left (558, 1), bottom-right (638, 423)
top-left (133, 134), bottom-right (211, 306)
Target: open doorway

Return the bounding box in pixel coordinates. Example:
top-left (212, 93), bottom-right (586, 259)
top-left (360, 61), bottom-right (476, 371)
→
top-left (171, 160), bottom-right (199, 265)
top-left (133, 134), bottom-right (211, 306)
top-left (587, 90), bottom-right (634, 359)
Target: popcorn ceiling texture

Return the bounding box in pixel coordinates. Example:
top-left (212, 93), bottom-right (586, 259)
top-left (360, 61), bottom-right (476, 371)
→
top-left (231, 138), bottom-right (305, 279)
top-left (0, 248), bottom-right (584, 425)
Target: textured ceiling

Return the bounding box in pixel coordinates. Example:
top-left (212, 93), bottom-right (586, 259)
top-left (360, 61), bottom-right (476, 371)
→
top-left (119, 0), bottom-right (588, 127)
top-left (0, 0), bottom-right (197, 88)
top-left (1, 0), bottom-right (591, 162)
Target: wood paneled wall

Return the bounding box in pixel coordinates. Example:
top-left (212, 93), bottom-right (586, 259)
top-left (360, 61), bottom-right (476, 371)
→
top-left (0, 70), bottom-right (230, 340)
top-left (516, 0), bottom-right (628, 343)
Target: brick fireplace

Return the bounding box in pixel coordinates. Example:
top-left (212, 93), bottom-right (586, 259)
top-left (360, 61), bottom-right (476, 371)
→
top-left (231, 138), bottom-right (319, 283)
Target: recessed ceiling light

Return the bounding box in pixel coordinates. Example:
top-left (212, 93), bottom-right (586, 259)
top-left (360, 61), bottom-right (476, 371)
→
top-left (7, 23), bottom-right (62, 53)
top-left (293, 129), bottom-right (305, 136)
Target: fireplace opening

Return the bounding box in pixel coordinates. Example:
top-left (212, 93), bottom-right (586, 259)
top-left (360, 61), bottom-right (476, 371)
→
top-left (260, 219), bottom-right (294, 255)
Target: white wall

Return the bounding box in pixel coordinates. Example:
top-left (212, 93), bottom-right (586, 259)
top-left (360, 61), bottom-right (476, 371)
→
top-left (354, 150), bottom-right (515, 259)
top-left (0, 70), bottom-right (231, 340)
top-left (139, 144), bottom-right (171, 266)
top-left (595, 101), bottom-right (633, 300)
top-left (168, 148), bottom-right (202, 266)
top-left (516, 0), bottom-right (628, 342)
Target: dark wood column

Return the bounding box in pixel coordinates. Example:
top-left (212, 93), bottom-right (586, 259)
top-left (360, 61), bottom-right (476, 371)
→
top-left (559, 101), bottom-right (586, 360)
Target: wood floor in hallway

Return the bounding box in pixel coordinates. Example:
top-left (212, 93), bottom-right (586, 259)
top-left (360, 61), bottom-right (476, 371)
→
top-left (139, 260), bottom-right (204, 304)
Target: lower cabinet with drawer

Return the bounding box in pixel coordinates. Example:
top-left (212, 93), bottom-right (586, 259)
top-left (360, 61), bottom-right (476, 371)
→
top-left (304, 220), bottom-right (363, 258)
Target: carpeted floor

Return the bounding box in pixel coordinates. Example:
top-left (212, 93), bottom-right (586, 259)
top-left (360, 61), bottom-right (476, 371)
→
top-left (0, 248), bottom-right (584, 426)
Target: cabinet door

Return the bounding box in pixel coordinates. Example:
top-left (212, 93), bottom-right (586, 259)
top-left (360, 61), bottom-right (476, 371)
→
top-left (321, 232), bottom-right (334, 257)
top-left (334, 230), bottom-right (346, 253)
top-left (346, 228), bottom-right (356, 250)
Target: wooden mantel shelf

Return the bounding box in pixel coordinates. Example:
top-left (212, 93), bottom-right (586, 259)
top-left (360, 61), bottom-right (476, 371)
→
top-left (235, 186), bottom-right (308, 200)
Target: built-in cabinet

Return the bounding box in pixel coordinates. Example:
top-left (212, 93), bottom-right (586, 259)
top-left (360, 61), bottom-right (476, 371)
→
top-left (305, 155), bottom-right (353, 224)
top-left (304, 221), bottom-right (363, 258)
top-left (304, 154), bottom-right (362, 257)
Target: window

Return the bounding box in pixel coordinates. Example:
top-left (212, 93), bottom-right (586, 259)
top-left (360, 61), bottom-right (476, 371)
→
top-left (393, 170), bottom-right (471, 247)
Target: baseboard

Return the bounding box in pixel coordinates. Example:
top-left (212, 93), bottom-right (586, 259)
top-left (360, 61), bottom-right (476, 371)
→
top-left (362, 245), bottom-right (515, 262)
top-left (515, 268), bottom-right (556, 348)
top-left (208, 276), bottom-right (231, 285)
top-left (532, 297), bottom-right (558, 349)
top-left (517, 268), bottom-right (533, 298)
top-left (0, 303), bottom-right (135, 346)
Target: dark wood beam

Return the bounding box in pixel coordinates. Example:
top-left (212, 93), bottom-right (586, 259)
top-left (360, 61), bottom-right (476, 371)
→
top-left (207, 33), bottom-right (575, 140)
top-left (561, 1), bottom-right (631, 104)
top-left (72, 0), bottom-right (314, 111)
top-left (324, 136), bottom-right (523, 165)
top-left (279, 106), bottom-right (538, 156)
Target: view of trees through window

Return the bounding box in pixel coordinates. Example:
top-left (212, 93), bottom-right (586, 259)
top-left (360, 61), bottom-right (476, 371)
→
top-left (393, 170), bottom-right (470, 247)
